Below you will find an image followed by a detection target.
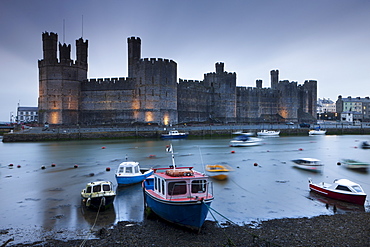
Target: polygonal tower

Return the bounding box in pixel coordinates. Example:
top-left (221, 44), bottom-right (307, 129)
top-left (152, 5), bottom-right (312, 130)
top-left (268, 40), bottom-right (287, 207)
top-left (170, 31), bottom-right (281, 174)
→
top-left (38, 32), bottom-right (88, 125)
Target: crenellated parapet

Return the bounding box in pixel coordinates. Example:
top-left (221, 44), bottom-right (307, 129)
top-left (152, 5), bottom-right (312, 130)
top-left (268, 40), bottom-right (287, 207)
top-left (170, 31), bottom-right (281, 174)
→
top-left (139, 57), bottom-right (177, 65)
top-left (82, 77), bottom-right (135, 91)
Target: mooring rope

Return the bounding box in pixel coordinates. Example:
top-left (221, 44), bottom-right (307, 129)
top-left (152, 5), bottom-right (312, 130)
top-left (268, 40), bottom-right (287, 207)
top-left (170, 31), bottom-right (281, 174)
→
top-left (205, 203), bottom-right (282, 247)
top-left (80, 197), bottom-right (104, 247)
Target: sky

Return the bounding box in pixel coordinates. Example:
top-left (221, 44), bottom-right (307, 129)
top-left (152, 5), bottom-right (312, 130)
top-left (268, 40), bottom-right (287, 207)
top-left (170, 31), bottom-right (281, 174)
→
top-left (1, 0), bottom-right (370, 121)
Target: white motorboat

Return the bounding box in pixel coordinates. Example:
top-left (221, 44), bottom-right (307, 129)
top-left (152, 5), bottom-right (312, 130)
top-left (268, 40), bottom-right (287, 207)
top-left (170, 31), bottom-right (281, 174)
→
top-left (81, 181), bottom-right (116, 210)
top-left (257, 130), bottom-right (280, 136)
top-left (291, 158), bottom-right (324, 172)
top-left (229, 134), bottom-right (262, 147)
top-left (309, 128), bottom-right (326, 135)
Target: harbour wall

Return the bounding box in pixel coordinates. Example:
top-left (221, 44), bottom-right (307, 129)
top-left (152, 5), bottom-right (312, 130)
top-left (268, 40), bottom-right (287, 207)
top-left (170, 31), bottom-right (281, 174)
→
top-left (2, 126), bottom-right (370, 142)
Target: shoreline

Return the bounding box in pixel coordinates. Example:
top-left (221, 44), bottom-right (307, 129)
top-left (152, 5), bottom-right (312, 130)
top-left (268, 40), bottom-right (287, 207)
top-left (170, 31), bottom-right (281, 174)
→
top-left (3, 124), bottom-right (370, 142)
top-left (4, 211), bottom-right (370, 246)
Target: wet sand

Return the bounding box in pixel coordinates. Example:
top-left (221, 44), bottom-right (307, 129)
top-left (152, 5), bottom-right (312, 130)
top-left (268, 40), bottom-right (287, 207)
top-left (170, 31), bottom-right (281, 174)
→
top-left (4, 211), bottom-right (370, 246)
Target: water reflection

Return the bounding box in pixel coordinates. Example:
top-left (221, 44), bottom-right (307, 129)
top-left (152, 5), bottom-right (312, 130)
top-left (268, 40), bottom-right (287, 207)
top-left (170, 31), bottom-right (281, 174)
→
top-left (1, 135), bottom-right (370, 238)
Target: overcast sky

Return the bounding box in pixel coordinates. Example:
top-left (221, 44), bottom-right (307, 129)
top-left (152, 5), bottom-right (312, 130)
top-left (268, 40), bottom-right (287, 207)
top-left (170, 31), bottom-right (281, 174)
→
top-left (1, 0), bottom-right (369, 121)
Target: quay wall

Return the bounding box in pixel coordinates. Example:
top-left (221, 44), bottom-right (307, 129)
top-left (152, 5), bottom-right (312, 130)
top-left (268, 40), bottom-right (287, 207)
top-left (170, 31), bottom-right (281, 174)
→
top-left (3, 127), bottom-right (370, 142)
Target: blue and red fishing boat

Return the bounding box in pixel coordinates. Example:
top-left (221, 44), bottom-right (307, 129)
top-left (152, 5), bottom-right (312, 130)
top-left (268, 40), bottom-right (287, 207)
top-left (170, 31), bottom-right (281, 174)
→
top-left (142, 145), bottom-right (214, 231)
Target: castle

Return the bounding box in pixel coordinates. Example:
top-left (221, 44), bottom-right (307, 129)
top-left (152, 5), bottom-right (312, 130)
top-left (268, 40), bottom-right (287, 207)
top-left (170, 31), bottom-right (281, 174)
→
top-left (38, 32), bottom-right (317, 126)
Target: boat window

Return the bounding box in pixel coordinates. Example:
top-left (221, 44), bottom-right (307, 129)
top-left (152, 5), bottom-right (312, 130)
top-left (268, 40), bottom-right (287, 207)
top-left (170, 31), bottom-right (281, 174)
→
top-left (168, 181), bottom-right (187, 195)
top-left (336, 185), bottom-right (351, 192)
top-left (86, 186), bottom-right (92, 193)
top-left (154, 177), bottom-right (158, 190)
top-left (352, 185), bottom-right (363, 193)
top-left (93, 185), bottom-right (101, 192)
top-left (162, 180), bottom-right (165, 194)
top-left (134, 166), bottom-right (139, 173)
top-left (119, 167), bottom-right (124, 173)
top-left (126, 167), bottom-right (133, 174)
top-left (102, 184), bottom-right (111, 191)
top-left (191, 180), bottom-right (207, 193)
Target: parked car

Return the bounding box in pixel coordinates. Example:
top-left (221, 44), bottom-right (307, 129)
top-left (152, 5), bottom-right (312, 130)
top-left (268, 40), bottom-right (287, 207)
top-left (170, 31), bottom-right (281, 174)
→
top-left (299, 123), bottom-right (310, 128)
top-left (286, 122), bottom-right (294, 125)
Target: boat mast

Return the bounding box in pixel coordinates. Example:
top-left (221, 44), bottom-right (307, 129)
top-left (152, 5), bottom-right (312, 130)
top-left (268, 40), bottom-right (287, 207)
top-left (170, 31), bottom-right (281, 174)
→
top-left (166, 144), bottom-right (176, 169)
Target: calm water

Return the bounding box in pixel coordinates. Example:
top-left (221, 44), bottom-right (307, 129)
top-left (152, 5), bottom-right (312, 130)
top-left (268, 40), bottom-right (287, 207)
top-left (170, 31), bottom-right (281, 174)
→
top-left (1, 135), bottom-right (370, 243)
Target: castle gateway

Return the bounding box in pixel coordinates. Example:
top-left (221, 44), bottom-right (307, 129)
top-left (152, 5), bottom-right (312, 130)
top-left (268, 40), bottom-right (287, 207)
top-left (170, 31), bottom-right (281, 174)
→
top-left (38, 32), bottom-right (317, 126)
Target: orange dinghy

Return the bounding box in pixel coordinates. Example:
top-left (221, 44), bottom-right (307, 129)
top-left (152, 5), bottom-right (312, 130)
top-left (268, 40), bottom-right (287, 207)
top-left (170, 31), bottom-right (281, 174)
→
top-left (205, 164), bottom-right (233, 180)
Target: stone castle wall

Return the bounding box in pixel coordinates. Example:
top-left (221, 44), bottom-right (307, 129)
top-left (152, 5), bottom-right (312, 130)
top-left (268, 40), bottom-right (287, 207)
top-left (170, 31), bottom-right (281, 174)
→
top-left (38, 32), bottom-right (317, 126)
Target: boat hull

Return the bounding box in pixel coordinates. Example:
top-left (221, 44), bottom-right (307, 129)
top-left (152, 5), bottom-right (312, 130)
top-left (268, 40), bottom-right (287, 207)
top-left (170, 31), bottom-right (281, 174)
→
top-left (309, 184), bottom-right (366, 205)
top-left (81, 195), bottom-right (115, 210)
top-left (144, 191), bottom-right (212, 230)
top-left (161, 134), bottom-right (188, 139)
top-left (115, 170), bottom-right (154, 186)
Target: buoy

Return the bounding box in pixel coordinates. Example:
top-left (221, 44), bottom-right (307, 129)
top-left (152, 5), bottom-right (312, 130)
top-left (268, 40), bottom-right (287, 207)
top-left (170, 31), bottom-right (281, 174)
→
top-left (51, 163), bottom-right (56, 167)
top-left (231, 150), bottom-right (235, 153)
top-left (149, 155), bottom-right (156, 158)
top-left (41, 165), bottom-right (46, 169)
top-left (254, 163), bottom-right (258, 166)
top-left (8, 164), bottom-right (13, 167)
top-left (106, 167), bottom-right (111, 171)
top-left (89, 173), bottom-right (95, 177)
top-left (74, 164), bottom-right (78, 168)
top-left (299, 148), bottom-right (303, 151)
top-left (17, 165), bottom-right (21, 168)
top-left (102, 146), bottom-right (106, 149)
top-left (354, 146), bottom-right (358, 149)
top-left (337, 162), bottom-right (341, 166)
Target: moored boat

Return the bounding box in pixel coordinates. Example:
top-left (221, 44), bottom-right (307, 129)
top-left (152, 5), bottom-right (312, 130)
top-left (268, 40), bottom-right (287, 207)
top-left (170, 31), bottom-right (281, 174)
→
top-left (291, 158), bottom-right (324, 172)
top-left (161, 130), bottom-right (188, 139)
top-left (361, 141), bottom-right (370, 149)
top-left (142, 145), bottom-right (214, 231)
top-left (229, 134), bottom-right (262, 147)
top-left (339, 159), bottom-right (370, 171)
top-left (205, 164), bottom-right (233, 180)
top-left (309, 127), bottom-right (326, 135)
top-left (309, 178), bottom-right (367, 205)
top-left (257, 130), bottom-right (280, 136)
top-left (81, 181), bottom-right (116, 210)
top-left (115, 159), bottom-right (153, 186)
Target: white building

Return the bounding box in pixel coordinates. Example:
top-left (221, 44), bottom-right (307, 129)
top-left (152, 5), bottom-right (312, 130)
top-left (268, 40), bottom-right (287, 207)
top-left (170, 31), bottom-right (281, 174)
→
top-left (17, 107), bottom-right (38, 123)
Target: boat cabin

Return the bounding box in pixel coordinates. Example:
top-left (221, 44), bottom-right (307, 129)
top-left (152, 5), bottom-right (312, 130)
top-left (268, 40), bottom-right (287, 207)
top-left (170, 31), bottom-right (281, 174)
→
top-left (146, 167), bottom-right (212, 200)
top-left (83, 181), bottom-right (114, 194)
top-left (116, 161), bottom-right (141, 176)
top-left (331, 179), bottom-right (365, 193)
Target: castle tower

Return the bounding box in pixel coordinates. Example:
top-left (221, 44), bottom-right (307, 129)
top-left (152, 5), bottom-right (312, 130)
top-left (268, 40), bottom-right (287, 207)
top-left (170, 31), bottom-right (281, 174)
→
top-left (270, 69), bottom-right (279, 89)
top-left (76, 38), bottom-right (88, 65)
top-left (215, 62), bottom-right (224, 74)
top-left (59, 43), bottom-right (71, 64)
top-left (127, 37), bottom-right (141, 77)
top-left (42, 32), bottom-right (58, 63)
top-left (38, 32), bottom-right (88, 125)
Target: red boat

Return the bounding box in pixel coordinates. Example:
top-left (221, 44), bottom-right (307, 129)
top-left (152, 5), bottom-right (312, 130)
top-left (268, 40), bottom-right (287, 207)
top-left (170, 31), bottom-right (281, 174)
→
top-left (309, 178), bottom-right (367, 205)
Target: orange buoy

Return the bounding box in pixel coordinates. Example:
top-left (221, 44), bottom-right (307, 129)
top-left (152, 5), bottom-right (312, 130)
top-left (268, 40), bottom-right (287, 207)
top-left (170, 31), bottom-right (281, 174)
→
top-left (149, 155), bottom-right (156, 158)
top-left (299, 148), bottom-right (303, 151)
top-left (231, 150), bottom-right (235, 153)
top-left (51, 163), bottom-right (56, 167)
top-left (254, 163), bottom-right (258, 166)
top-left (17, 165), bottom-right (21, 168)
top-left (9, 164), bottom-right (13, 167)
top-left (74, 164), bottom-right (78, 168)
top-left (106, 167), bottom-right (111, 171)
top-left (102, 146), bottom-right (106, 149)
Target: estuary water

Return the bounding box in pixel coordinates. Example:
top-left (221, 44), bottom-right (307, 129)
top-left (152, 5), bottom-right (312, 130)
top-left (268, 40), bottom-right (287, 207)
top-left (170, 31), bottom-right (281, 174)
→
top-left (1, 135), bottom-right (370, 244)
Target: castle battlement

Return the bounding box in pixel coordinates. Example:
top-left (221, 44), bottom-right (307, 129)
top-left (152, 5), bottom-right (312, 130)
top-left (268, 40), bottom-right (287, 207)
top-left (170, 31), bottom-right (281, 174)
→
top-left (140, 57), bottom-right (176, 64)
top-left (82, 77), bottom-right (135, 91)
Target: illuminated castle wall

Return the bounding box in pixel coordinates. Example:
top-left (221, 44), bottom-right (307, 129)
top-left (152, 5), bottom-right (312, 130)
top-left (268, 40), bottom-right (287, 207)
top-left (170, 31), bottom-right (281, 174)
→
top-left (38, 32), bottom-right (316, 125)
